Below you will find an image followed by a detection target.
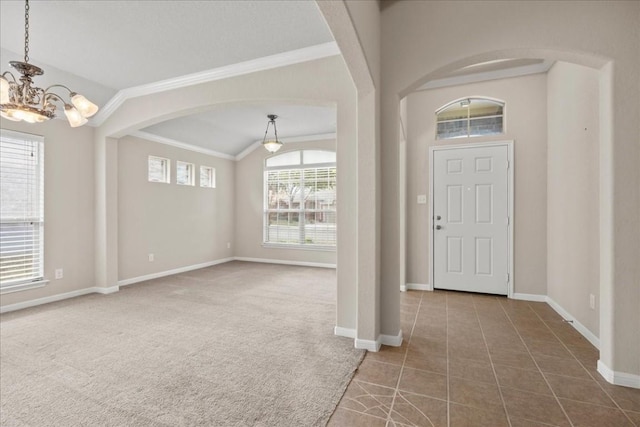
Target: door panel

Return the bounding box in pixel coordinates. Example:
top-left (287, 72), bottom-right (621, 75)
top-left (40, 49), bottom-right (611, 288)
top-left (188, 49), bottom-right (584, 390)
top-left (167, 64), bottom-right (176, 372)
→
top-left (433, 145), bottom-right (509, 295)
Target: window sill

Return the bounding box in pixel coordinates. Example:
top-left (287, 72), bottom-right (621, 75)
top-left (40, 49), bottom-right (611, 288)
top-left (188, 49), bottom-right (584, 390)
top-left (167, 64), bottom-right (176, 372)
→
top-left (1, 279), bottom-right (49, 295)
top-left (262, 243), bottom-right (336, 252)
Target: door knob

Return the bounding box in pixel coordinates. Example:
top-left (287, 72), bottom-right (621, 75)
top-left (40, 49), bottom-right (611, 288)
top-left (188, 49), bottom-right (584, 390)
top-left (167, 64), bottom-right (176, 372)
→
top-left (435, 225), bottom-right (442, 230)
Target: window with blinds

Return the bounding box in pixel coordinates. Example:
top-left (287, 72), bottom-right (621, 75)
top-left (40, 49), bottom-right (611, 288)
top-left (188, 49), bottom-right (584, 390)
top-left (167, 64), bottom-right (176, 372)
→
top-left (200, 166), bottom-right (216, 188)
top-left (0, 130), bottom-right (45, 289)
top-left (264, 150), bottom-right (336, 248)
top-left (176, 161), bottom-right (194, 186)
top-left (436, 97), bottom-right (505, 140)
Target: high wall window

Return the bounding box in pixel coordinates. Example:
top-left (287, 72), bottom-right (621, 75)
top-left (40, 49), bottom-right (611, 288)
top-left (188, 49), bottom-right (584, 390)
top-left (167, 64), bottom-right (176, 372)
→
top-left (176, 161), bottom-right (195, 186)
top-left (436, 97), bottom-right (505, 139)
top-left (264, 150), bottom-right (336, 248)
top-left (148, 156), bottom-right (170, 183)
top-left (200, 166), bottom-right (216, 188)
top-left (0, 130), bottom-right (45, 291)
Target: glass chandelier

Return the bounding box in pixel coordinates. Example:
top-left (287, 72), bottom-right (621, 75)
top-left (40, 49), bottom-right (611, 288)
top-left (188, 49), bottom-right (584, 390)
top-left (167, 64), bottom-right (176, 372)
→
top-left (262, 114), bottom-right (283, 153)
top-left (0, 0), bottom-right (98, 127)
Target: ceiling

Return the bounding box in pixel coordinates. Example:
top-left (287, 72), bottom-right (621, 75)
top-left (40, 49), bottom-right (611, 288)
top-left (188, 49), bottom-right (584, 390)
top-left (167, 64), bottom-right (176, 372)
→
top-left (0, 0), bottom-right (337, 156)
top-left (1, 2), bottom-right (554, 158)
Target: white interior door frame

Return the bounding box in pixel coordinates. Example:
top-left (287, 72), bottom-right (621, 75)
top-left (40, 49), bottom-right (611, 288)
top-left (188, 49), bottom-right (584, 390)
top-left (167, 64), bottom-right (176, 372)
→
top-left (429, 140), bottom-right (515, 297)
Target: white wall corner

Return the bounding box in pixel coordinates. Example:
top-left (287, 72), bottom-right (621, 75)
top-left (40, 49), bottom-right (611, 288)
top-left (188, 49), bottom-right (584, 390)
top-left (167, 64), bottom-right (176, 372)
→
top-left (355, 337), bottom-right (382, 352)
top-left (545, 296), bottom-right (600, 349)
top-left (334, 326), bottom-right (356, 339)
top-left (380, 330), bottom-right (404, 347)
top-left (597, 360), bottom-right (640, 389)
top-left (406, 283), bottom-right (432, 291)
top-left (92, 286), bottom-right (120, 295)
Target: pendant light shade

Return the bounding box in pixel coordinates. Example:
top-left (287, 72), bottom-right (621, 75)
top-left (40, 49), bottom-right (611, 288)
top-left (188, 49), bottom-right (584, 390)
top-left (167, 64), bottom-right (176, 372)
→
top-left (262, 114), bottom-right (283, 153)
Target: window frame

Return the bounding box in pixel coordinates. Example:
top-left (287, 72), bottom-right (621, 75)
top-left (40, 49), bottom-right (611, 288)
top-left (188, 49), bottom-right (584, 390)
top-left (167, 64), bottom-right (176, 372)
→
top-left (200, 165), bottom-right (216, 188)
top-left (0, 129), bottom-right (48, 294)
top-left (176, 160), bottom-right (195, 186)
top-left (435, 97), bottom-right (505, 140)
top-left (263, 150), bottom-right (337, 250)
top-left (148, 155), bottom-right (170, 184)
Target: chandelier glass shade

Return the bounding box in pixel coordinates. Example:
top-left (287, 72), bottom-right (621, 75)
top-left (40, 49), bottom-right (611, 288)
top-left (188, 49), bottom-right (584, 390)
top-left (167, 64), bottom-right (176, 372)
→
top-left (262, 114), bottom-right (283, 153)
top-left (0, 0), bottom-right (98, 127)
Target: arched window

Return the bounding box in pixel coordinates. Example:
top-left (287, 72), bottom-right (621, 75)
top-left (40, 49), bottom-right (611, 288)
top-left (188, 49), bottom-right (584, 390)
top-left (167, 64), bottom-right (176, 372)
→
top-left (436, 97), bottom-right (505, 139)
top-left (264, 150), bottom-right (336, 248)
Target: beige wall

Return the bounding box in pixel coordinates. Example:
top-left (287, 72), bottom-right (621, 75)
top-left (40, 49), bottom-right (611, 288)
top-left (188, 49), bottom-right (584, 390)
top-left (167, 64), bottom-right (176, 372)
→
top-left (547, 62), bottom-right (600, 337)
top-left (380, 0), bottom-right (639, 377)
top-left (0, 119), bottom-right (95, 307)
top-left (406, 74), bottom-right (548, 295)
top-left (117, 135), bottom-right (235, 281)
top-left (235, 139), bottom-right (337, 265)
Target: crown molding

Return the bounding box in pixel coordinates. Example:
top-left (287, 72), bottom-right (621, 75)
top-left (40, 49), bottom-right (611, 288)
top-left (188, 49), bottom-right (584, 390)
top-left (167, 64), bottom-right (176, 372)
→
top-left (417, 59), bottom-right (554, 91)
top-left (93, 42), bottom-right (341, 126)
top-left (130, 131), bottom-right (236, 161)
top-left (234, 132), bottom-right (337, 161)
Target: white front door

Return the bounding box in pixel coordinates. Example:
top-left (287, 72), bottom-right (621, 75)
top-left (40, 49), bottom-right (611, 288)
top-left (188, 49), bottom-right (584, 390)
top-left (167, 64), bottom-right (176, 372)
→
top-left (432, 144), bottom-right (510, 295)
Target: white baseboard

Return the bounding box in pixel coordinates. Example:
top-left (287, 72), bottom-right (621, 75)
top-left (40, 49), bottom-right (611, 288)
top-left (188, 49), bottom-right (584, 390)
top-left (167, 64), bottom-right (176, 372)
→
top-left (406, 283), bottom-right (432, 291)
top-left (233, 257), bottom-right (336, 269)
top-left (334, 326), bottom-right (356, 339)
top-left (512, 293), bottom-right (547, 302)
top-left (545, 296), bottom-right (600, 349)
top-left (355, 337), bottom-right (381, 352)
top-left (118, 257), bottom-right (235, 286)
top-left (0, 286), bottom-right (119, 314)
top-left (400, 284), bottom-right (407, 292)
top-left (380, 330), bottom-right (403, 347)
top-left (598, 360), bottom-right (640, 389)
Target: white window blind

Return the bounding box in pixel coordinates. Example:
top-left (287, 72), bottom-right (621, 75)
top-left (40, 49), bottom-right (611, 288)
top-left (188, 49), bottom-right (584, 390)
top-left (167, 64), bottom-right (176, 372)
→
top-left (0, 130), bottom-right (45, 288)
top-left (176, 161), bottom-right (194, 186)
top-left (200, 166), bottom-right (216, 188)
top-left (148, 156), bottom-right (170, 183)
top-left (264, 150), bottom-right (336, 248)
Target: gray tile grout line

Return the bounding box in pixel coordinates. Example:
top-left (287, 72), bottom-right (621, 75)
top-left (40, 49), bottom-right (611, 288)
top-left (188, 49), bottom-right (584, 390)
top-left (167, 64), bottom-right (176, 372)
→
top-left (530, 304), bottom-right (638, 426)
top-left (472, 294), bottom-right (514, 427)
top-left (385, 291), bottom-right (425, 427)
top-left (497, 299), bottom-right (576, 427)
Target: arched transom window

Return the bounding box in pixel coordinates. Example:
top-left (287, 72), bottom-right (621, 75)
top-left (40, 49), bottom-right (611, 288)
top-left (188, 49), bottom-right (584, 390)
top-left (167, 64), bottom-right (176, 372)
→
top-left (436, 97), bottom-right (505, 139)
top-left (264, 150), bottom-right (336, 248)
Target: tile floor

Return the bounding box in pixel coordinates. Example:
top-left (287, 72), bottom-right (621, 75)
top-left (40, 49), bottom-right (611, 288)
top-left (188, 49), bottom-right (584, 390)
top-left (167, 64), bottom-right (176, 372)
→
top-left (328, 290), bottom-right (640, 427)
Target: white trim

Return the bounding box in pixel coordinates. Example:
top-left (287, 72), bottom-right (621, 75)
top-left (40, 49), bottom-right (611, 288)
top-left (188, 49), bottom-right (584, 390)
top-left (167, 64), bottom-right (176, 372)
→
top-left (545, 296), bottom-right (600, 349)
top-left (261, 243), bottom-right (336, 252)
top-left (93, 42), bottom-right (341, 125)
top-left (417, 60), bottom-right (554, 91)
top-left (355, 337), bottom-right (381, 352)
top-left (597, 360), bottom-right (640, 389)
top-left (0, 286), bottom-right (119, 314)
top-left (132, 131), bottom-right (235, 160)
top-left (429, 141), bottom-right (515, 297)
top-left (235, 133), bottom-right (337, 161)
top-left (406, 283), bottom-right (433, 291)
top-left (511, 293), bottom-right (547, 302)
top-left (334, 326), bottom-right (356, 339)
top-left (233, 257), bottom-right (335, 269)
top-left (0, 279), bottom-right (49, 295)
top-left (118, 258), bottom-right (234, 287)
top-left (380, 330), bottom-right (404, 347)
top-left (400, 284), bottom-right (407, 292)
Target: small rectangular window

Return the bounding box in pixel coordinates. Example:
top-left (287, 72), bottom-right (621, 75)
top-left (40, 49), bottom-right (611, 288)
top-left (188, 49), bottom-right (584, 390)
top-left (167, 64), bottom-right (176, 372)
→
top-left (148, 156), bottom-right (170, 183)
top-left (200, 166), bottom-right (216, 188)
top-left (176, 161), bottom-right (195, 186)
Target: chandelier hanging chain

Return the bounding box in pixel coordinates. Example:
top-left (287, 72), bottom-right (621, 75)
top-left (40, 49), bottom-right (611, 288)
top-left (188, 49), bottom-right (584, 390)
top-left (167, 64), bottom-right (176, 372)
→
top-left (24, 0), bottom-right (30, 63)
top-left (0, 0), bottom-right (99, 126)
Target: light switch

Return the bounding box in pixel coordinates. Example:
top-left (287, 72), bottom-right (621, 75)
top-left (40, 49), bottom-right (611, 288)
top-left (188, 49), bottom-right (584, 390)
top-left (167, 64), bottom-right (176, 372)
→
top-left (417, 195), bottom-right (427, 204)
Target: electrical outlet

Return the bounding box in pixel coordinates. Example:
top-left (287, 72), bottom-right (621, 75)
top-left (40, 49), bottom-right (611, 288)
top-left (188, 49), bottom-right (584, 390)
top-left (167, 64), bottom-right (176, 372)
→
top-left (55, 268), bottom-right (63, 279)
top-left (148, 253), bottom-right (154, 262)
top-left (589, 294), bottom-right (595, 310)
top-left (227, 242), bottom-right (231, 249)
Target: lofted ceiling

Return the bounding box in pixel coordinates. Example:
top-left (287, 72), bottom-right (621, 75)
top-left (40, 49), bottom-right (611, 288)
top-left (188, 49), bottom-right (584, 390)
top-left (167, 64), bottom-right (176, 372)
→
top-left (1, 1), bottom-right (554, 158)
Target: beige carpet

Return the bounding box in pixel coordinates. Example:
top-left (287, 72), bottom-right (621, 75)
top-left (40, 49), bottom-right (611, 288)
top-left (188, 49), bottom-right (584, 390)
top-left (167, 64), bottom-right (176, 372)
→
top-left (0, 261), bottom-right (364, 426)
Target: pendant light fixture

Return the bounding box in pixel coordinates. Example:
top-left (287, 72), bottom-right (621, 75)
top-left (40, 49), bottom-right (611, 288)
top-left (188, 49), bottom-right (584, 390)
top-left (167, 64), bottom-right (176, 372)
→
top-left (0, 0), bottom-right (98, 127)
top-left (262, 114), bottom-right (283, 153)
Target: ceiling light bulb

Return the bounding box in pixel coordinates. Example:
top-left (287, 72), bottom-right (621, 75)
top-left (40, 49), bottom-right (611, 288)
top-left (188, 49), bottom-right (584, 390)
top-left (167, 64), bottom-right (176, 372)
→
top-left (263, 140), bottom-right (283, 153)
top-left (0, 76), bottom-right (9, 104)
top-left (70, 93), bottom-right (98, 118)
top-left (64, 105), bottom-right (88, 127)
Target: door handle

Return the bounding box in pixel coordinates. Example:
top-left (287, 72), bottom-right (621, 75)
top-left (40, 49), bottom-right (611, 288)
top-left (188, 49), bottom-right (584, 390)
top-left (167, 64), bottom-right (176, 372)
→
top-left (435, 225), bottom-right (442, 230)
